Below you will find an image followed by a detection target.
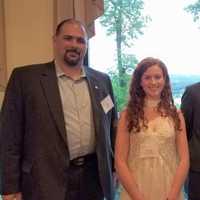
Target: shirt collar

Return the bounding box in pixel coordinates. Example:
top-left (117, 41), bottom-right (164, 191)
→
top-left (54, 60), bottom-right (86, 79)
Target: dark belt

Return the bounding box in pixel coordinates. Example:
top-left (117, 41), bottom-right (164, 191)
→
top-left (70, 153), bottom-right (97, 167)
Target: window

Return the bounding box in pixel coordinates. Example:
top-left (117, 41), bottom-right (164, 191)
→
top-left (89, 1), bottom-right (200, 111)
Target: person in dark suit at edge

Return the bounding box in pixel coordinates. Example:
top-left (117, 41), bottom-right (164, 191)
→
top-left (0, 18), bottom-right (118, 200)
top-left (181, 82), bottom-right (200, 200)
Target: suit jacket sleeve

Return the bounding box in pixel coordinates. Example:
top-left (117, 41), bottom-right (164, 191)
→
top-left (181, 86), bottom-right (193, 140)
top-left (107, 76), bottom-right (118, 153)
top-left (0, 69), bottom-right (24, 194)
top-left (104, 75), bottom-right (118, 173)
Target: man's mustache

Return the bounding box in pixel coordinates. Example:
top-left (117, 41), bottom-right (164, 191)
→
top-left (65, 48), bottom-right (80, 55)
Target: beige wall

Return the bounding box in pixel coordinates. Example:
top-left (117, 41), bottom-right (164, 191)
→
top-left (4, 0), bottom-right (54, 77)
top-left (0, 0), bottom-right (55, 107)
top-left (0, 0), bottom-right (6, 89)
top-left (0, 0), bottom-right (6, 106)
top-left (0, 91), bottom-right (4, 107)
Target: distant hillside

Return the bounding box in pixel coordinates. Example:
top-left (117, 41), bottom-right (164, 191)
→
top-left (170, 74), bottom-right (200, 107)
top-left (170, 74), bottom-right (200, 97)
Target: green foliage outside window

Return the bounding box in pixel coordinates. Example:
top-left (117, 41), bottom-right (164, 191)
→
top-left (185, 0), bottom-right (200, 28)
top-left (100, 0), bottom-right (150, 111)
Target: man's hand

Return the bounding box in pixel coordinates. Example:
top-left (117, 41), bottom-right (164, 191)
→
top-left (2, 192), bottom-right (22, 200)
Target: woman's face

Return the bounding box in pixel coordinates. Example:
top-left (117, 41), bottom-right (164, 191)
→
top-left (140, 64), bottom-right (165, 100)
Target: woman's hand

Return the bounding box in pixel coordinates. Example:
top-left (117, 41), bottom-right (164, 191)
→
top-left (2, 192), bottom-right (22, 200)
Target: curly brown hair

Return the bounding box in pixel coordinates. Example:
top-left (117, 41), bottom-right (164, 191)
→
top-left (126, 57), bottom-right (181, 133)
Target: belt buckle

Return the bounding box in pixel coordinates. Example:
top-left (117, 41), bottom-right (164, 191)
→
top-left (73, 157), bottom-right (85, 166)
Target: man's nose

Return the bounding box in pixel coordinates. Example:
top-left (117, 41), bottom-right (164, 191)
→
top-left (70, 38), bottom-right (79, 46)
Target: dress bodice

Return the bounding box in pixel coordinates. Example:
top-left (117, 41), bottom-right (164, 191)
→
top-left (128, 116), bottom-right (179, 171)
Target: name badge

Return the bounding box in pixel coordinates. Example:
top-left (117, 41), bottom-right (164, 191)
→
top-left (100, 95), bottom-right (114, 114)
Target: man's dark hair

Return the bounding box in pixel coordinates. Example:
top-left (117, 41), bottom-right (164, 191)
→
top-left (55, 18), bottom-right (86, 36)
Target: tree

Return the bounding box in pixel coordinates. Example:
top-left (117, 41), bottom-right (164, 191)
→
top-left (108, 54), bottom-right (138, 110)
top-left (185, 0), bottom-right (200, 27)
top-left (100, 0), bottom-right (150, 110)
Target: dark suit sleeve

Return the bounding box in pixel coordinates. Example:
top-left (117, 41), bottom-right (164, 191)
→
top-left (181, 87), bottom-right (193, 140)
top-left (0, 69), bottom-right (24, 194)
top-left (106, 76), bottom-right (118, 157)
top-left (104, 76), bottom-right (118, 173)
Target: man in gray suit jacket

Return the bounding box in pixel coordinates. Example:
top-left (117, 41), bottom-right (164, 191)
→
top-left (0, 19), bottom-right (117, 200)
top-left (181, 82), bottom-right (200, 200)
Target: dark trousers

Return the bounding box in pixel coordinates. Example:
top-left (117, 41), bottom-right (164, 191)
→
top-left (187, 170), bottom-right (200, 200)
top-left (65, 154), bottom-right (104, 200)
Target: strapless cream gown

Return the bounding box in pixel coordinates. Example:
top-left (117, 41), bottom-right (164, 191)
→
top-left (120, 116), bottom-right (184, 200)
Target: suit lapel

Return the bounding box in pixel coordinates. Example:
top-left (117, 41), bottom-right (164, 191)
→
top-left (40, 62), bottom-right (67, 146)
top-left (85, 68), bottom-right (105, 147)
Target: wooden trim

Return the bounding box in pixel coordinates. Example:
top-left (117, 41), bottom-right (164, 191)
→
top-left (55, 0), bottom-right (74, 26)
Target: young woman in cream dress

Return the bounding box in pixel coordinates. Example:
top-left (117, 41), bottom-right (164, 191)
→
top-left (115, 57), bottom-right (189, 200)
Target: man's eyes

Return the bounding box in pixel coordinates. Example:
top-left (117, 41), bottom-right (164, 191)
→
top-left (77, 38), bottom-right (86, 44)
top-left (63, 36), bottom-right (73, 40)
top-left (63, 36), bottom-right (86, 44)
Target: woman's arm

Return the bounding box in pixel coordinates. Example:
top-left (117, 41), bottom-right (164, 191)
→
top-left (115, 111), bottom-right (145, 200)
top-left (167, 111), bottom-right (189, 200)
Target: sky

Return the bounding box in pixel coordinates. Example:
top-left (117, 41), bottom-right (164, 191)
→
top-left (89, 0), bottom-right (200, 75)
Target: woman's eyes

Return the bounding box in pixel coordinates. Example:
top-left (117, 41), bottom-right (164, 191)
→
top-left (144, 75), bottom-right (162, 80)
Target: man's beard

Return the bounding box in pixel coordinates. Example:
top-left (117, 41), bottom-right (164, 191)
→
top-left (64, 48), bottom-right (81, 67)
